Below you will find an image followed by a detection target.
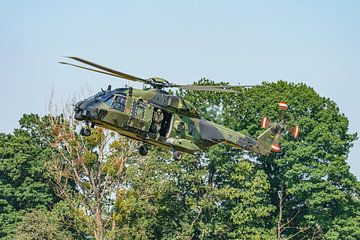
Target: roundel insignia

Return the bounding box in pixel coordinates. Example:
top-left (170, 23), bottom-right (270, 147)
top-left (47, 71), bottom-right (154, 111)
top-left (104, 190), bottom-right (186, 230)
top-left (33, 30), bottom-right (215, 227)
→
top-left (271, 144), bottom-right (281, 153)
top-left (279, 101), bottom-right (288, 110)
top-left (261, 117), bottom-right (269, 128)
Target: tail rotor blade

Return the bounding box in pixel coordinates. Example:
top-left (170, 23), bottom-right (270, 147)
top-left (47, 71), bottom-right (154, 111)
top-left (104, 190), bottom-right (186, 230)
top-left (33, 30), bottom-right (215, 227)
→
top-left (260, 117), bottom-right (275, 129)
top-left (279, 101), bottom-right (288, 111)
top-left (289, 125), bottom-right (301, 138)
top-left (271, 132), bottom-right (282, 153)
top-left (279, 101), bottom-right (288, 123)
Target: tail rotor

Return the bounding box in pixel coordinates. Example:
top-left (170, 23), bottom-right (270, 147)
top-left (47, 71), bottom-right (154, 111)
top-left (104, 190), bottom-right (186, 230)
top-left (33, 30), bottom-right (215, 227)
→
top-left (260, 101), bottom-right (300, 153)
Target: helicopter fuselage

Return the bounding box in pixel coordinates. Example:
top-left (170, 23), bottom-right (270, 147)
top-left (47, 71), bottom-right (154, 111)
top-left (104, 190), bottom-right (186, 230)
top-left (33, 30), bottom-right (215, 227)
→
top-left (74, 87), bottom-right (274, 156)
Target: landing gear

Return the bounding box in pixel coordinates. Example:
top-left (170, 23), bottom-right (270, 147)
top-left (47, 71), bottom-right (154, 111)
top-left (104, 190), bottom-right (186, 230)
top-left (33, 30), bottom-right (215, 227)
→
top-left (80, 127), bottom-right (91, 136)
top-left (139, 145), bottom-right (148, 156)
top-left (80, 121), bottom-right (93, 137)
top-left (173, 151), bottom-right (183, 160)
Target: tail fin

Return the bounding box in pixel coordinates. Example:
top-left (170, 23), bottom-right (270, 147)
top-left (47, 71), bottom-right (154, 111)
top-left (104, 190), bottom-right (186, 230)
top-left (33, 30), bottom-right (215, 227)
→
top-left (255, 128), bottom-right (275, 155)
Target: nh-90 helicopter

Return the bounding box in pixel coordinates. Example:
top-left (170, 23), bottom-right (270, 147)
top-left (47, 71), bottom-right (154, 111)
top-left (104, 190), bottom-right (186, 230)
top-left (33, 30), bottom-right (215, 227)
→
top-left (60, 57), bottom-right (300, 160)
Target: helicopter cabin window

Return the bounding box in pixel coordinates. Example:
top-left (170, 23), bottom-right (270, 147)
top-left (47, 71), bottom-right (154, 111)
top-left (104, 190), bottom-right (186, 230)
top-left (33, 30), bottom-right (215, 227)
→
top-left (111, 95), bottom-right (127, 112)
top-left (132, 100), bottom-right (146, 119)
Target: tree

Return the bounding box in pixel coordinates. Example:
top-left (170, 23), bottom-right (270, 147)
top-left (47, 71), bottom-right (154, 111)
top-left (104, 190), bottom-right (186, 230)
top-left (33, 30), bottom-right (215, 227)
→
top-left (183, 79), bottom-right (359, 239)
top-left (0, 114), bottom-right (59, 239)
top-left (49, 113), bottom-right (139, 240)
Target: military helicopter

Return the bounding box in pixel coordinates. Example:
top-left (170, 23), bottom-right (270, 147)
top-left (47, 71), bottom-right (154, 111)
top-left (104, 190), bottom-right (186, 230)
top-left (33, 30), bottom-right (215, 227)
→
top-left (59, 57), bottom-right (300, 160)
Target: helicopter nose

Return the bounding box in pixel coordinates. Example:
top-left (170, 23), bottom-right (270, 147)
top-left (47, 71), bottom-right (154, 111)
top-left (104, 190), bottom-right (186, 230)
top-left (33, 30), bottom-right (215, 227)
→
top-left (74, 101), bottom-right (85, 120)
top-left (74, 100), bottom-right (83, 112)
top-left (74, 99), bottom-right (98, 121)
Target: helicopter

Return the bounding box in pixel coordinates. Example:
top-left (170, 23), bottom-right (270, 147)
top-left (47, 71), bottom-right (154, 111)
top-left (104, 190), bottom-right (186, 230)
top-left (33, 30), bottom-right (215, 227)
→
top-left (59, 57), bottom-right (300, 160)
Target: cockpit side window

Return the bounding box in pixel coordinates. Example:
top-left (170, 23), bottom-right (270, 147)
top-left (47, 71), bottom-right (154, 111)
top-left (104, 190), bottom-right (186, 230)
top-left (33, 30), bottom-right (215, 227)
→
top-left (111, 95), bottom-right (127, 112)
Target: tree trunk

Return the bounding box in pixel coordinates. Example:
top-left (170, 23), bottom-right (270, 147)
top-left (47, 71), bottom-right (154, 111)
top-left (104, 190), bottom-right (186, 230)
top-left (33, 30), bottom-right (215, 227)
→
top-left (95, 205), bottom-right (103, 240)
top-left (277, 181), bottom-right (284, 240)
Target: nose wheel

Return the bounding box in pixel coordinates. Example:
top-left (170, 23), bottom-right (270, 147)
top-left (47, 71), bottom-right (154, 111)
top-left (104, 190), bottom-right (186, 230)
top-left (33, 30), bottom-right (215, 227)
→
top-left (139, 144), bottom-right (148, 156)
top-left (80, 127), bottom-right (91, 136)
top-left (80, 122), bottom-right (92, 136)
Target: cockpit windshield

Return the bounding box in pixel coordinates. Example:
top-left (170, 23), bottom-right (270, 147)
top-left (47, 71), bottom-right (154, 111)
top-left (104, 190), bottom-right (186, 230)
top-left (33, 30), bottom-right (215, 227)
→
top-left (89, 88), bottom-right (129, 110)
top-left (95, 88), bottom-right (128, 102)
top-left (95, 91), bottom-right (112, 101)
top-left (104, 94), bottom-right (127, 112)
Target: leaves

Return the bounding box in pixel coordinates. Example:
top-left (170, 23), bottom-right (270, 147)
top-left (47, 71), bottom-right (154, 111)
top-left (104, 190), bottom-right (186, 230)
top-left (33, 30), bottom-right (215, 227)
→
top-left (181, 80), bottom-right (359, 239)
top-left (0, 114), bottom-right (58, 238)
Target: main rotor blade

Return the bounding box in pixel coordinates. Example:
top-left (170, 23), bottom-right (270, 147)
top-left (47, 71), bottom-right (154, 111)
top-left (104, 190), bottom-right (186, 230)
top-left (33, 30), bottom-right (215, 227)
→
top-left (174, 85), bottom-right (238, 92)
top-left (217, 85), bottom-right (255, 88)
top-left (65, 56), bottom-right (149, 84)
top-left (170, 83), bottom-right (255, 92)
top-left (59, 61), bottom-right (123, 78)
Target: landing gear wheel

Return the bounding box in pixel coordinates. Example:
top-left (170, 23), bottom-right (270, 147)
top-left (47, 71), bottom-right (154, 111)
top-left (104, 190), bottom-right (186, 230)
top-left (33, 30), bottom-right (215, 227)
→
top-left (173, 151), bottom-right (183, 160)
top-left (139, 145), bottom-right (148, 156)
top-left (80, 127), bottom-right (91, 136)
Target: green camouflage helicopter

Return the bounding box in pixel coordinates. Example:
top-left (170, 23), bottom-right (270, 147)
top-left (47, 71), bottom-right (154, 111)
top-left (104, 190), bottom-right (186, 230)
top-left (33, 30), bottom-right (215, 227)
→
top-left (60, 57), bottom-right (300, 160)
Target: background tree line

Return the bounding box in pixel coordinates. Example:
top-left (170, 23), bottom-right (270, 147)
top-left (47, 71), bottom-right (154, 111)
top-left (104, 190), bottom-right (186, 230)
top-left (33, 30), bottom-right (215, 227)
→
top-left (0, 81), bottom-right (359, 239)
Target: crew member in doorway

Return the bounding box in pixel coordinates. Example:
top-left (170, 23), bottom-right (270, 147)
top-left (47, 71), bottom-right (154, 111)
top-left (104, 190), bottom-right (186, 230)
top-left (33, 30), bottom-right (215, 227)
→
top-left (153, 109), bottom-right (164, 140)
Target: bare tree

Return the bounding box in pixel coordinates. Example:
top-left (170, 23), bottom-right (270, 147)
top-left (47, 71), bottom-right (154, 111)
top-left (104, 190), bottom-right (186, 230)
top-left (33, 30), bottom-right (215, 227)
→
top-left (48, 101), bottom-right (138, 240)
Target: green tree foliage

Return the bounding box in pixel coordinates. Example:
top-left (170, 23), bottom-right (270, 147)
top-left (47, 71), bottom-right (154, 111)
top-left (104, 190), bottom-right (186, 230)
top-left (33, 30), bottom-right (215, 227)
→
top-left (14, 208), bottom-right (73, 240)
top-left (115, 147), bottom-right (274, 240)
top-left (0, 114), bottom-right (59, 238)
top-left (0, 81), bottom-right (358, 240)
top-left (183, 79), bottom-right (359, 239)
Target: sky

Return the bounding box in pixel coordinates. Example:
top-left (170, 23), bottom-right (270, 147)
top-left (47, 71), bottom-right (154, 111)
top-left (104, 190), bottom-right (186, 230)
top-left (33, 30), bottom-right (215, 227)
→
top-left (0, 1), bottom-right (359, 177)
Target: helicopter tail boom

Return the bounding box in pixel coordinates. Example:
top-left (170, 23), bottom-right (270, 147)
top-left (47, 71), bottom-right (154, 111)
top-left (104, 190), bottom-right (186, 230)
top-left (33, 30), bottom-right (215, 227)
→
top-left (217, 102), bottom-right (301, 155)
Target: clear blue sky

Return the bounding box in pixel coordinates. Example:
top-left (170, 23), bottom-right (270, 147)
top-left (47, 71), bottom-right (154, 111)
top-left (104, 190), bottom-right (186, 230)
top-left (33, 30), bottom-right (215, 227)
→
top-left (0, 1), bottom-right (359, 177)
